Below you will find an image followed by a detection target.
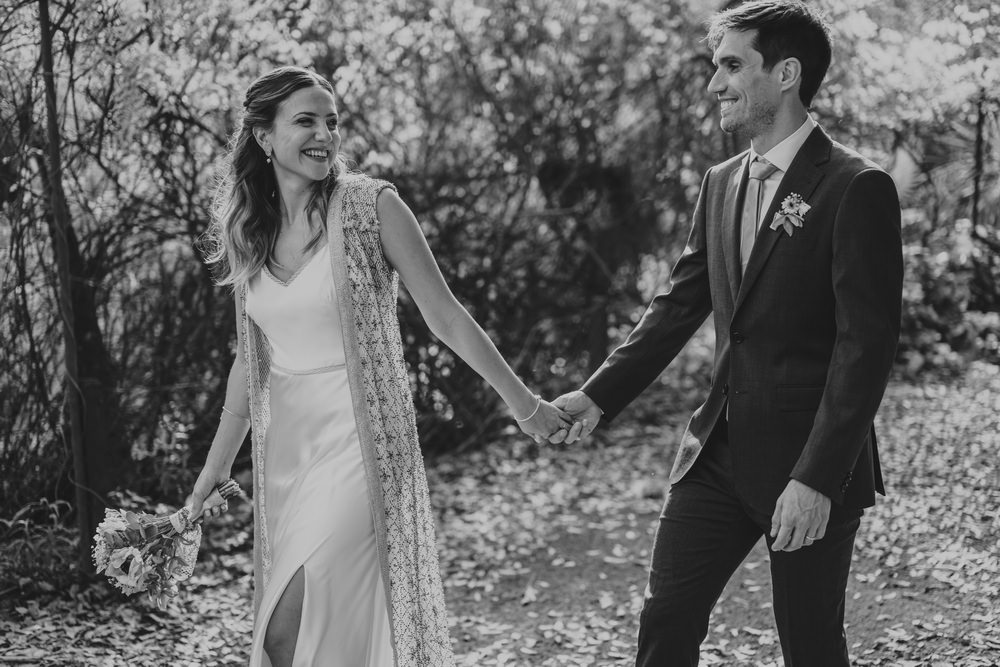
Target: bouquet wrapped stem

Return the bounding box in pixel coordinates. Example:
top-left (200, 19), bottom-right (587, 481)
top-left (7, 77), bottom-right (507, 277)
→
top-left (92, 479), bottom-right (244, 608)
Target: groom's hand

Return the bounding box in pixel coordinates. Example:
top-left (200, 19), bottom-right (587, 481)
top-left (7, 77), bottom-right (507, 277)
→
top-left (549, 391), bottom-right (603, 444)
top-left (770, 479), bottom-right (831, 552)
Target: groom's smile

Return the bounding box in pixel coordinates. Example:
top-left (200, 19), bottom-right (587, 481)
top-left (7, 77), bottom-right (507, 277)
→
top-left (719, 98), bottom-right (738, 114)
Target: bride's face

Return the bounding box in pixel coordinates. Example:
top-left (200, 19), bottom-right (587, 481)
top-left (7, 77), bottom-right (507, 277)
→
top-left (262, 86), bottom-right (342, 188)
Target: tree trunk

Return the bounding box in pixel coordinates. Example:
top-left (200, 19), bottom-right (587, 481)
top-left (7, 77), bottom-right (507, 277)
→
top-left (971, 89), bottom-right (984, 231)
top-left (38, 0), bottom-right (93, 572)
top-left (38, 0), bottom-right (124, 573)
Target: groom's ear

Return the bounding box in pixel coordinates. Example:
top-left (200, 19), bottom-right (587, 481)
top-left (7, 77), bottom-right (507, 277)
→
top-left (778, 57), bottom-right (803, 94)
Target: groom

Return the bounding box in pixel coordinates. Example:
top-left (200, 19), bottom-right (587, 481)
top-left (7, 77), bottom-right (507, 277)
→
top-left (552, 1), bottom-right (902, 665)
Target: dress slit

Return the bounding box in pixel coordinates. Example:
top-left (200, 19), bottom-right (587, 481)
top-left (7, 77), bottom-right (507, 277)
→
top-left (255, 564), bottom-right (306, 667)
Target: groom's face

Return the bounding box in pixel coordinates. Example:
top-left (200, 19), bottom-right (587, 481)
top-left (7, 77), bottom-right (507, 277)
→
top-left (708, 29), bottom-right (782, 138)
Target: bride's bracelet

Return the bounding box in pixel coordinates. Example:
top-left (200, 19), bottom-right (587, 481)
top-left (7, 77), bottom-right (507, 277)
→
top-left (514, 394), bottom-right (542, 423)
top-left (221, 405), bottom-right (250, 421)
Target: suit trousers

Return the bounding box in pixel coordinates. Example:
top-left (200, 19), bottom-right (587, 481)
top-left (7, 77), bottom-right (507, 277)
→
top-left (635, 416), bottom-right (862, 667)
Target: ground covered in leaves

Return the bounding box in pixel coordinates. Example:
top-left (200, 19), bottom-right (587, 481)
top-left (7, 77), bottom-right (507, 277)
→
top-left (2, 363), bottom-right (998, 666)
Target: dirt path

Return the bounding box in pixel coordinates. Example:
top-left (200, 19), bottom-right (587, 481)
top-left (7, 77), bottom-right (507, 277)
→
top-left (439, 364), bottom-right (1000, 665)
top-left (2, 365), bottom-right (997, 666)
top-left (446, 502), bottom-right (1000, 666)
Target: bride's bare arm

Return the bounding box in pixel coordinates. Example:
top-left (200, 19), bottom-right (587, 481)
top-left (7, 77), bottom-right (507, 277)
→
top-left (187, 313), bottom-right (251, 519)
top-left (376, 188), bottom-right (571, 438)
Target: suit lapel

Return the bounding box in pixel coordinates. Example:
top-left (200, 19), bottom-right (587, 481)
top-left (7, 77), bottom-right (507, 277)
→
top-left (721, 158), bottom-right (748, 302)
top-left (734, 127), bottom-right (831, 312)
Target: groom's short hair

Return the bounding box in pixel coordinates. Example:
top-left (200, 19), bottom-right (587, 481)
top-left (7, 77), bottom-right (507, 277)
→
top-left (707, 0), bottom-right (832, 108)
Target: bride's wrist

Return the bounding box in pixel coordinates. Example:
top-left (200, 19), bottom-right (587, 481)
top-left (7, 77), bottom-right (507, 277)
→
top-left (513, 393), bottom-right (541, 423)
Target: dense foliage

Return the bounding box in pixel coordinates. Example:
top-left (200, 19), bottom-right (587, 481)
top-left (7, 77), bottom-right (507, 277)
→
top-left (1, 0), bottom-right (997, 519)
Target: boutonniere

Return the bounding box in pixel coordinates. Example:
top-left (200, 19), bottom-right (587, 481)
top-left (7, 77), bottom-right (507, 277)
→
top-left (770, 193), bottom-right (811, 237)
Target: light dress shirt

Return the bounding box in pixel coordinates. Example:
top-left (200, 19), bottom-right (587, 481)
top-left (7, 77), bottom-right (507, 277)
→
top-left (743, 115), bottom-right (818, 235)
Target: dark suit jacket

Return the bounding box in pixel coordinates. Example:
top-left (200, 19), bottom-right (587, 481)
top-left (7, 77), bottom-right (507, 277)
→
top-left (582, 126), bottom-right (903, 514)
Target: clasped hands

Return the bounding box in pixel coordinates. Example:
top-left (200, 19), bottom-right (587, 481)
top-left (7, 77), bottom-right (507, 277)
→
top-left (514, 390), bottom-right (603, 445)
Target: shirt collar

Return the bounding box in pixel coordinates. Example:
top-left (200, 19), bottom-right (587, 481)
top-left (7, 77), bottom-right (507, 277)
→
top-left (747, 115), bottom-right (818, 174)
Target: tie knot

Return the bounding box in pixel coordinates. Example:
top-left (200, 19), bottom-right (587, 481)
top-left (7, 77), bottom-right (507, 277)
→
top-left (749, 158), bottom-right (777, 181)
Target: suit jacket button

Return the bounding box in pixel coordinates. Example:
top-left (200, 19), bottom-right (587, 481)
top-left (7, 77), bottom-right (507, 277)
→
top-left (732, 331), bottom-right (745, 344)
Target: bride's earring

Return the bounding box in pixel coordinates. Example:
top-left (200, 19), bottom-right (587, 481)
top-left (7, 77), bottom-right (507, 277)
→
top-left (265, 148), bottom-right (272, 164)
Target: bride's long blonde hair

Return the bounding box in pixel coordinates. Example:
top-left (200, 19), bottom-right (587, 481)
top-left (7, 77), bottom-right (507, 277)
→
top-left (201, 66), bottom-right (349, 290)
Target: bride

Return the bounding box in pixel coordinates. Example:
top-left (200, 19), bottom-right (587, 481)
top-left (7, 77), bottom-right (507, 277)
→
top-left (185, 66), bottom-right (572, 667)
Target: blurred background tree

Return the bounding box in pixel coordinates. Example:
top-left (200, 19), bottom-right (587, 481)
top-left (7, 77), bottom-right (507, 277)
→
top-left (1, 0), bottom-right (996, 562)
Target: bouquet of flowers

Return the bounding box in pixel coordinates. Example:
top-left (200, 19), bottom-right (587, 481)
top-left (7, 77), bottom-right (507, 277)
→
top-left (92, 479), bottom-right (244, 608)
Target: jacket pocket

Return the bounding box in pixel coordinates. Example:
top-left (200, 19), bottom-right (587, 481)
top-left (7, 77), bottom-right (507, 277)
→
top-left (775, 385), bottom-right (825, 412)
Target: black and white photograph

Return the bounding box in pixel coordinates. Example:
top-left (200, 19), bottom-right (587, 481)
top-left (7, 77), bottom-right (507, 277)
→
top-left (1, 0), bottom-right (997, 665)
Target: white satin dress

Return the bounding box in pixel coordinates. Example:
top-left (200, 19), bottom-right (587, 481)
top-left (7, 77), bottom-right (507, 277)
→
top-left (244, 244), bottom-right (393, 667)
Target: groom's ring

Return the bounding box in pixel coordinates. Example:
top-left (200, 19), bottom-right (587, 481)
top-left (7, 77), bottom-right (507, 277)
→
top-left (803, 536), bottom-right (815, 544)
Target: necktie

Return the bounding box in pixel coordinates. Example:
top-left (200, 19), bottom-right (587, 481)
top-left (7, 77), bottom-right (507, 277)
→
top-left (740, 157), bottom-right (778, 274)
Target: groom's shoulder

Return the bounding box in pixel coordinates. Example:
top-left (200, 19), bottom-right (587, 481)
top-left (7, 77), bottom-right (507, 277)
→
top-left (827, 138), bottom-right (887, 177)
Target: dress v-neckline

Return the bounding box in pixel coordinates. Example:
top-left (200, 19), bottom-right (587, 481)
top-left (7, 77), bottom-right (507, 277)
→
top-left (263, 243), bottom-right (328, 287)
